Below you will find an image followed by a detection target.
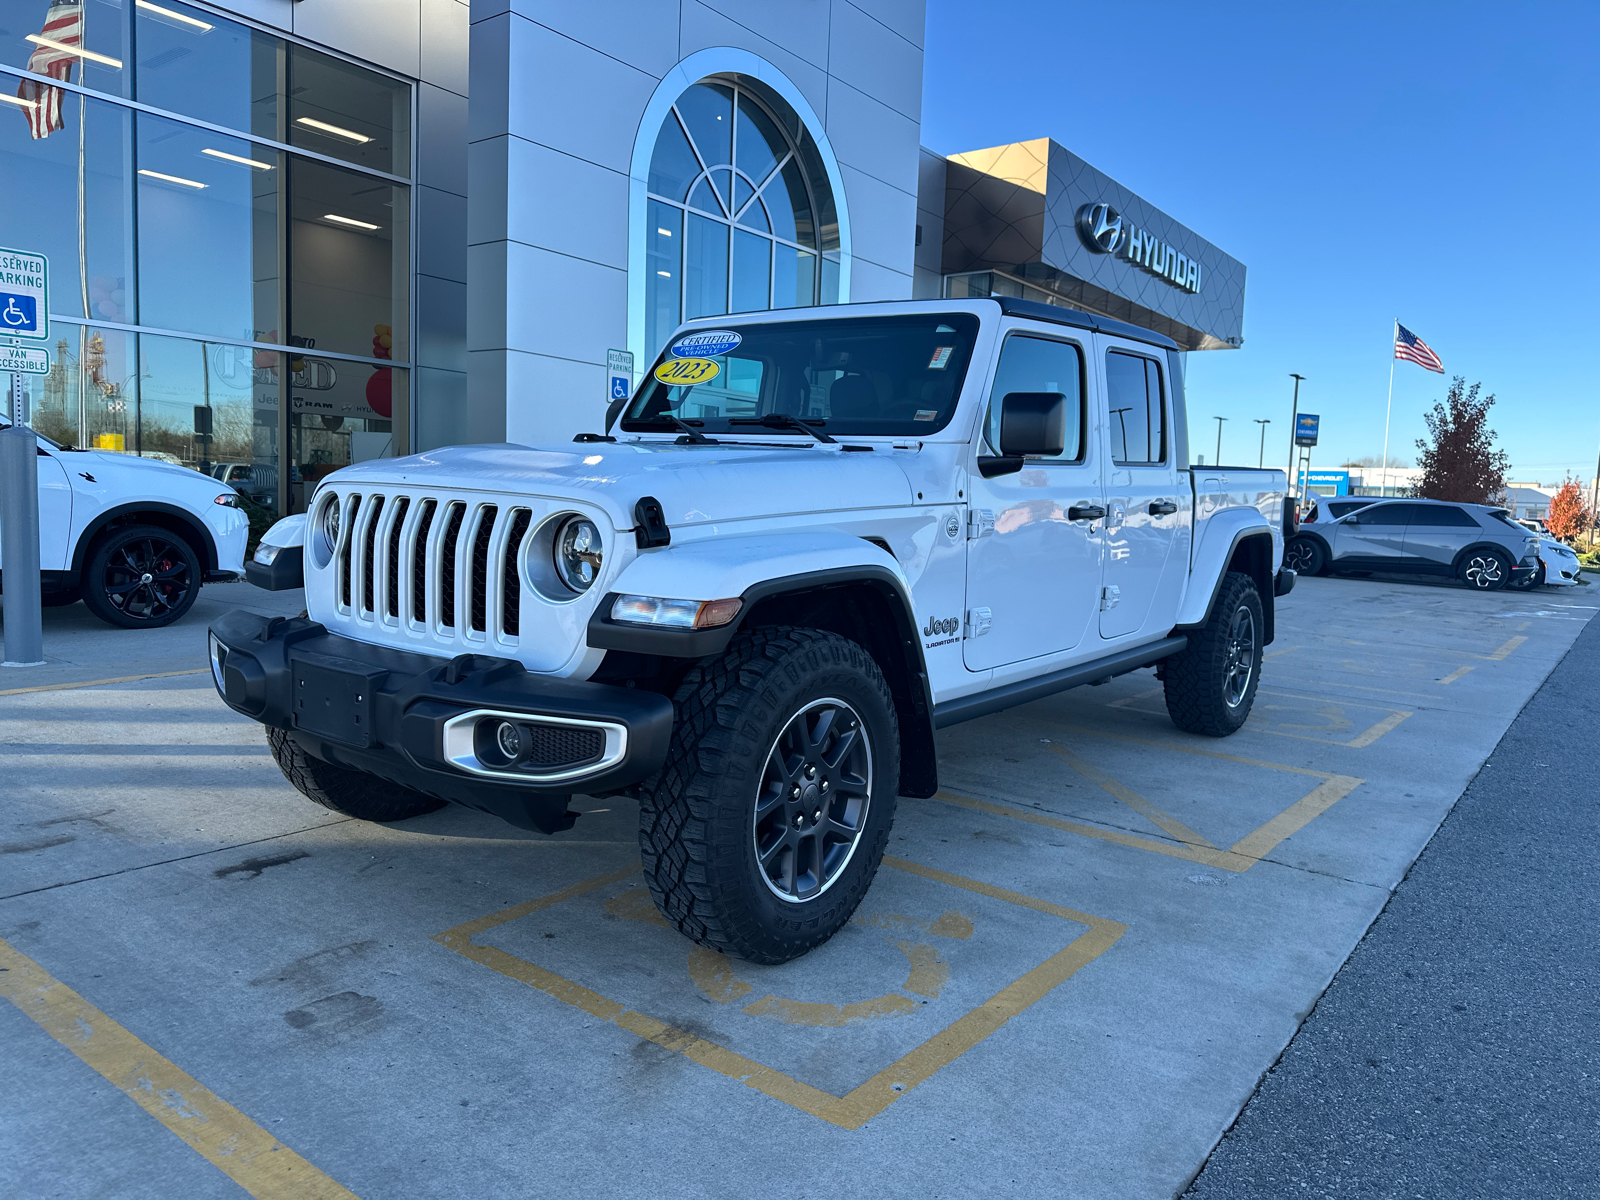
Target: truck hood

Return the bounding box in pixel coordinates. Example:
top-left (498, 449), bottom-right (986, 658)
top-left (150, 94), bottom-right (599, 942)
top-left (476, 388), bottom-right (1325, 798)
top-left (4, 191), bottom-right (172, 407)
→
top-left (326, 441), bottom-right (917, 528)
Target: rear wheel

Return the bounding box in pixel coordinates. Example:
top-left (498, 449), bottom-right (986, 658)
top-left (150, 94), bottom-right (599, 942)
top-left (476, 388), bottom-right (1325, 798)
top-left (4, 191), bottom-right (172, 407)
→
top-left (639, 627), bottom-right (899, 964)
top-left (266, 727), bottom-right (445, 821)
top-left (1458, 549), bottom-right (1510, 591)
top-left (1163, 571), bottom-right (1264, 737)
top-left (1283, 537), bottom-right (1325, 576)
top-left (79, 524), bottom-right (201, 629)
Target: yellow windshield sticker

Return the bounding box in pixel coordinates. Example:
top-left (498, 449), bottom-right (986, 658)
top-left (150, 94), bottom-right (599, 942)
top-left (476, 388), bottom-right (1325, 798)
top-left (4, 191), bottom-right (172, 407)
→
top-left (653, 357), bottom-right (721, 386)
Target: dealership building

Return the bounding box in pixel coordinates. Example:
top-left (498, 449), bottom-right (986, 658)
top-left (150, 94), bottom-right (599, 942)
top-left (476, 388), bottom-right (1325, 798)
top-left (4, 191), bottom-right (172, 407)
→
top-left (0, 0), bottom-right (1245, 515)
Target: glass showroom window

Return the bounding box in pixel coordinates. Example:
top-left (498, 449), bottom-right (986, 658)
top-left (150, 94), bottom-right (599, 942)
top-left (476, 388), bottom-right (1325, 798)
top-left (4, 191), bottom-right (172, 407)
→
top-left (645, 79), bottom-right (840, 357)
top-left (0, 0), bottom-right (411, 517)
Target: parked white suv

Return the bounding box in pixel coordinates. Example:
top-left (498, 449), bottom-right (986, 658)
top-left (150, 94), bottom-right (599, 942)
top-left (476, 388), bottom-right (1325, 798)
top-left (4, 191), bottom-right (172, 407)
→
top-left (0, 421), bottom-right (249, 627)
top-left (211, 298), bottom-right (1292, 963)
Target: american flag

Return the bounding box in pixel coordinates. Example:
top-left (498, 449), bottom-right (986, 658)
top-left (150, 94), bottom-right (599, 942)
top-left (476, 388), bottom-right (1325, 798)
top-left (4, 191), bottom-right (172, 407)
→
top-left (1394, 322), bottom-right (1444, 373)
top-left (15, 0), bottom-right (82, 140)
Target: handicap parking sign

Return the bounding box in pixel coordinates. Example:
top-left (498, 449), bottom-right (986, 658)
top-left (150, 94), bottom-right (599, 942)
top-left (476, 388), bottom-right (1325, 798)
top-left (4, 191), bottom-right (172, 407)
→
top-left (610, 375), bottom-right (630, 400)
top-left (0, 247), bottom-right (48, 341)
top-left (0, 291), bottom-right (38, 335)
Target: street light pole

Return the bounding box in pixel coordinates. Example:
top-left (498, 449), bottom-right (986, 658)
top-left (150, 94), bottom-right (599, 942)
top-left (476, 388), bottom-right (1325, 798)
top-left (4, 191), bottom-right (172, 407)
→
top-left (1255, 418), bottom-right (1270, 468)
top-left (1287, 374), bottom-right (1305, 496)
top-left (1214, 416), bottom-right (1228, 467)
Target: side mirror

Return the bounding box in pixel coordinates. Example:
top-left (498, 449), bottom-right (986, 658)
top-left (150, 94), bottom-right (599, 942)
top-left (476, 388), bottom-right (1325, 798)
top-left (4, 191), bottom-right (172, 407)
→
top-left (977, 391), bottom-right (1067, 478)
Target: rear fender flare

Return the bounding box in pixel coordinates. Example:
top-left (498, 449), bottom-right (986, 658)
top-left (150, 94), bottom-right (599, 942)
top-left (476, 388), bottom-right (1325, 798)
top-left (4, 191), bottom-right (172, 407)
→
top-left (1178, 513), bottom-right (1277, 644)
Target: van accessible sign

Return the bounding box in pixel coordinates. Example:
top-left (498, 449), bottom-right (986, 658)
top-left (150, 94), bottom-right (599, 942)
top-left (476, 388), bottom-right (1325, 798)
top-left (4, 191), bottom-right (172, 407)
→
top-left (0, 247), bottom-right (48, 342)
top-left (1076, 203), bottom-right (1201, 294)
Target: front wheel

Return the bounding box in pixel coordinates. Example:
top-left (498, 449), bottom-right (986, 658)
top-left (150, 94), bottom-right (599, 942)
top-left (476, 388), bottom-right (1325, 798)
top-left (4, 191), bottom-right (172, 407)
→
top-left (639, 627), bottom-right (899, 964)
top-left (1163, 571), bottom-right (1264, 737)
top-left (1458, 549), bottom-right (1511, 591)
top-left (80, 524), bottom-right (201, 629)
top-left (266, 727), bottom-right (445, 821)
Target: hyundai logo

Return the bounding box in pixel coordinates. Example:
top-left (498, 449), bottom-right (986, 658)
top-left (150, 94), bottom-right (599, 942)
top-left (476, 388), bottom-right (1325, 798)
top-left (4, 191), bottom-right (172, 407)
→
top-left (1076, 202), bottom-right (1124, 255)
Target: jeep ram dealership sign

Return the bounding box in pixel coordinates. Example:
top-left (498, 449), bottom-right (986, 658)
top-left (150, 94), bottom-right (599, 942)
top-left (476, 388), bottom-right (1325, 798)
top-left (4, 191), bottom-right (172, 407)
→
top-left (1076, 202), bottom-right (1201, 294)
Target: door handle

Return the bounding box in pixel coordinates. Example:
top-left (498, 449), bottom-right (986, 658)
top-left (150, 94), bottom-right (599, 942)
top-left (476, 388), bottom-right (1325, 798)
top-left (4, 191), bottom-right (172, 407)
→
top-left (1068, 504), bottom-right (1106, 522)
top-left (1148, 500), bottom-right (1178, 516)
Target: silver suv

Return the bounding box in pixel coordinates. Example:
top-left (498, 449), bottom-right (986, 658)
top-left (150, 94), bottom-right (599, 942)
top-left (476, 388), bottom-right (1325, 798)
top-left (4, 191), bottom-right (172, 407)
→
top-left (1284, 498), bottom-right (1541, 590)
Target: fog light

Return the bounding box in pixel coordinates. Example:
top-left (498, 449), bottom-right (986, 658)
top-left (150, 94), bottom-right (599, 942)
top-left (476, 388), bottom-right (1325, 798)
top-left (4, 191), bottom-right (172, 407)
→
top-left (494, 720), bottom-right (525, 762)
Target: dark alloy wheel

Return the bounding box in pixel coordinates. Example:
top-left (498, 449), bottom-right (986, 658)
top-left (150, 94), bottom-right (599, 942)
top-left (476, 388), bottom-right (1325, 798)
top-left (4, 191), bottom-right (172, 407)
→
top-left (80, 524), bottom-right (202, 629)
top-left (1283, 537), bottom-right (1325, 576)
top-left (1163, 571), bottom-right (1265, 737)
top-left (1458, 549), bottom-right (1510, 591)
top-left (753, 697), bottom-right (873, 904)
top-left (640, 627), bottom-right (899, 964)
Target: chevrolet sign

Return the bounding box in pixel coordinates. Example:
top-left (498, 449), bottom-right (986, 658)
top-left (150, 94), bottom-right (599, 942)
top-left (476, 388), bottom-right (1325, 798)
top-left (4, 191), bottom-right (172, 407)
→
top-left (1075, 202), bottom-right (1202, 294)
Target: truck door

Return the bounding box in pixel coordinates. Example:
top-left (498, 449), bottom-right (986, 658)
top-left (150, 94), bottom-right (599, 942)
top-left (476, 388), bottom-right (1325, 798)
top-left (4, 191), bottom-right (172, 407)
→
top-left (1097, 340), bottom-right (1185, 639)
top-left (964, 328), bottom-right (1104, 671)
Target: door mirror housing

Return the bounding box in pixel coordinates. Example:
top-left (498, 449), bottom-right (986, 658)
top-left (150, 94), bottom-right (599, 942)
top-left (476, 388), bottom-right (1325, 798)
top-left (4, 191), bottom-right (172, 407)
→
top-left (977, 391), bottom-right (1067, 478)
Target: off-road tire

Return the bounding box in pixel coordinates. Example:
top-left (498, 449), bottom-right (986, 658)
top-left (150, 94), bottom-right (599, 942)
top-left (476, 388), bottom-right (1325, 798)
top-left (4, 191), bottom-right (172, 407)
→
top-left (639, 627), bottom-right (900, 965)
top-left (1283, 536), bottom-right (1325, 577)
top-left (1458, 548), bottom-right (1511, 591)
top-left (80, 524), bottom-right (201, 629)
top-left (1163, 571), bottom-right (1264, 737)
top-left (266, 727), bottom-right (445, 821)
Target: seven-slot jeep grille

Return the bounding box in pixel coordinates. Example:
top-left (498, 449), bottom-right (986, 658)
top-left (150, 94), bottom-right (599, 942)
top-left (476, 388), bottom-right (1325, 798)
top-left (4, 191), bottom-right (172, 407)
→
top-left (327, 491), bottom-right (534, 645)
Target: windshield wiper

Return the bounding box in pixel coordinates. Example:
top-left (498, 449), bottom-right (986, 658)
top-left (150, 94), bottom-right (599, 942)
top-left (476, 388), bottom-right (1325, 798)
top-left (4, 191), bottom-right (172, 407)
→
top-left (631, 412), bottom-right (718, 444)
top-left (727, 413), bottom-right (836, 444)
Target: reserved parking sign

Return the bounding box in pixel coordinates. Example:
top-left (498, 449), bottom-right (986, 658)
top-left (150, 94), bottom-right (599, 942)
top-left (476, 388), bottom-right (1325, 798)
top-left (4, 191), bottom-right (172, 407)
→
top-left (0, 247), bottom-right (47, 341)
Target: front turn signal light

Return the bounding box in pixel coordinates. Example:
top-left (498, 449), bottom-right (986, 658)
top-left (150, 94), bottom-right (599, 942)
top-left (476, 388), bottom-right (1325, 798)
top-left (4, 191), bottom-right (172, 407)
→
top-left (611, 594), bottom-right (742, 629)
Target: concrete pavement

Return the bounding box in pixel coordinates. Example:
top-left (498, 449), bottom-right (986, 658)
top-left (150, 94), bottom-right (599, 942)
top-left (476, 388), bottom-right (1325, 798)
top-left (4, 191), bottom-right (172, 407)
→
top-left (1, 574), bottom-right (1591, 1198)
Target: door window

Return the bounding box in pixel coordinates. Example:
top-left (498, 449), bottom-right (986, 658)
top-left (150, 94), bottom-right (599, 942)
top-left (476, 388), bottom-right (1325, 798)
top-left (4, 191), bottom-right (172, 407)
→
top-left (1353, 503), bottom-right (1417, 525)
top-left (1105, 351), bottom-right (1166, 465)
top-left (1412, 505), bottom-right (1479, 527)
top-left (983, 334), bottom-right (1084, 461)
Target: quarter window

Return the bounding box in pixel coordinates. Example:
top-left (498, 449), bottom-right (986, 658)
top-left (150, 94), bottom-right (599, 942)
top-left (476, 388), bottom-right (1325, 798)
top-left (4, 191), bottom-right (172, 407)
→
top-left (1105, 351), bottom-right (1166, 465)
top-left (984, 334), bottom-right (1084, 461)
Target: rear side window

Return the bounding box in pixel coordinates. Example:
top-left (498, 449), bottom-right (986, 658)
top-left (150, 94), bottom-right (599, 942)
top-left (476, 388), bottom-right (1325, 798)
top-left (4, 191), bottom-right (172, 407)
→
top-left (1105, 351), bottom-right (1166, 465)
top-left (984, 334), bottom-right (1085, 461)
top-left (1355, 503), bottom-right (1415, 526)
top-left (1412, 505), bottom-right (1479, 527)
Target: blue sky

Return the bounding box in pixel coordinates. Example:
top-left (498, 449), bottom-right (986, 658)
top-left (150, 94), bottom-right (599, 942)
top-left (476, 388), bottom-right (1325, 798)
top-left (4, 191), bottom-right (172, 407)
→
top-left (921, 0), bottom-right (1598, 483)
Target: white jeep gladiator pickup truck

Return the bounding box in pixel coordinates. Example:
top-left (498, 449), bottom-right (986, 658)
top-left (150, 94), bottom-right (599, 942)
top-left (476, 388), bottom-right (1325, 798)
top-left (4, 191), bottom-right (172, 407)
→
top-left (210, 297), bottom-right (1293, 963)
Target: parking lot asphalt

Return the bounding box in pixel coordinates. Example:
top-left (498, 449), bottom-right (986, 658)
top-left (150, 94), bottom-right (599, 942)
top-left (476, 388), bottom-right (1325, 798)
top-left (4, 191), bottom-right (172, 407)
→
top-left (1, 575), bottom-right (1593, 1199)
top-left (1185, 597), bottom-right (1600, 1199)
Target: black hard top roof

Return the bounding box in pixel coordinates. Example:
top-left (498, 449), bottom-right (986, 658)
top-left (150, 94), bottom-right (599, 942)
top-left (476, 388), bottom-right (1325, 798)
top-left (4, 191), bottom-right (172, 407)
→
top-left (992, 297), bottom-right (1181, 351)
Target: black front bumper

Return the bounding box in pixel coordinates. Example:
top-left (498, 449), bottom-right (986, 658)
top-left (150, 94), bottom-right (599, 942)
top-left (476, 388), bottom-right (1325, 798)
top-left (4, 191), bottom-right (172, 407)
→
top-left (208, 609), bottom-right (674, 833)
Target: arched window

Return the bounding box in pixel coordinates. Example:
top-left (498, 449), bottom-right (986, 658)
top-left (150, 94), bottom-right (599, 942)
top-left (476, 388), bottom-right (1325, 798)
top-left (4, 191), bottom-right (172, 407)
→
top-left (643, 78), bottom-right (840, 358)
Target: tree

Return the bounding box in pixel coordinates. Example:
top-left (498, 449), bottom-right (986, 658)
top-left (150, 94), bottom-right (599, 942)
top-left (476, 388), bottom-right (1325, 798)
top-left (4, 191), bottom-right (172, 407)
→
top-left (1413, 377), bottom-right (1509, 504)
top-left (1545, 475), bottom-right (1590, 541)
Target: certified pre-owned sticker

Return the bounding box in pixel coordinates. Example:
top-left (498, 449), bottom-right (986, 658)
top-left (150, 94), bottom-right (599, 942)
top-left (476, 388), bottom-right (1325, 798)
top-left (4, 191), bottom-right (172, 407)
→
top-left (670, 329), bottom-right (742, 358)
top-left (653, 357), bottom-right (721, 386)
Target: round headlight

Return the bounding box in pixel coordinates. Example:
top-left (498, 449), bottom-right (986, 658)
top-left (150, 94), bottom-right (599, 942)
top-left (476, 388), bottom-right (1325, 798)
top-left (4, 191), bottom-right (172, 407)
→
top-left (319, 495), bottom-right (341, 552)
top-left (553, 516), bottom-right (603, 593)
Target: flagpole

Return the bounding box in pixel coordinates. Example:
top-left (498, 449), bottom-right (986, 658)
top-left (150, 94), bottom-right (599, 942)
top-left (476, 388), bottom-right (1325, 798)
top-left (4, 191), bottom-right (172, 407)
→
top-left (1379, 318), bottom-right (1396, 497)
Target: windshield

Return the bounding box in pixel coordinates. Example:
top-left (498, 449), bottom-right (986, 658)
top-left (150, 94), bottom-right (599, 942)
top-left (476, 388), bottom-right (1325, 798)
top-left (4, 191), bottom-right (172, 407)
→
top-left (619, 313), bottom-right (981, 438)
top-left (0, 419), bottom-right (67, 451)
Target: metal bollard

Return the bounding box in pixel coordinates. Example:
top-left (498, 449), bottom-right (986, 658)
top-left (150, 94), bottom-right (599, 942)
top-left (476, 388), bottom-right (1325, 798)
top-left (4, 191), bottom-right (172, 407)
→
top-left (1, 390), bottom-right (44, 665)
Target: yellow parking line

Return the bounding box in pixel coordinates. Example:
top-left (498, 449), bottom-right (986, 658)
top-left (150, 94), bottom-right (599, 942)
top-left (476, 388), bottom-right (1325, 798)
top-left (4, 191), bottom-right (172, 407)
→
top-left (0, 668), bottom-right (209, 697)
top-left (1438, 665), bottom-right (1474, 685)
top-left (1484, 636), bottom-right (1526, 661)
top-left (1341, 709), bottom-right (1412, 747)
top-left (1044, 744), bottom-right (1213, 848)
top-left (0, 939), bottom-right (356, 1199)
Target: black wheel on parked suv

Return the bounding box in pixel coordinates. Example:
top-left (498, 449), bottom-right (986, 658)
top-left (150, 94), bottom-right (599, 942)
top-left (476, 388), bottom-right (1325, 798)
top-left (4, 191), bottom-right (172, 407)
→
top-left (1283, 536), bottom-right (1325, 576)
top-left (1458, 548), bottom-right (1511, 591)
top-left (639, 627), bottom-right (899, 965)
top-left (79, 524), bottom-right (201, 629)
top-left (266, 727), bottom-right (446, 821)
top-left (1163, 571), bottom-right (1264, 737)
